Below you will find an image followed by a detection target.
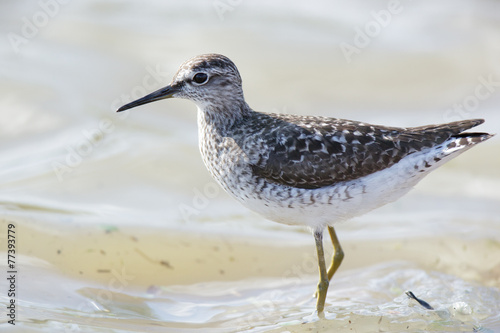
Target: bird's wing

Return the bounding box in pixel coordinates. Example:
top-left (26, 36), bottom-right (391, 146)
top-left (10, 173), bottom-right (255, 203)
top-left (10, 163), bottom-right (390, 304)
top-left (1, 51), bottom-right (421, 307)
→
top-left (238, 114), bottom-right (484, 189)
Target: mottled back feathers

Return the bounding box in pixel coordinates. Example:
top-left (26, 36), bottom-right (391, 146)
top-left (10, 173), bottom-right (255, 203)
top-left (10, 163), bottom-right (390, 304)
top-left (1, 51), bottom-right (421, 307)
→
top-left (230, 115), bottom-right (486, 189)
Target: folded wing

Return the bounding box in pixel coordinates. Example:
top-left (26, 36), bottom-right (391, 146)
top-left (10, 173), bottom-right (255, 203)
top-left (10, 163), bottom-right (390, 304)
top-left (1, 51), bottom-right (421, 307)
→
top-left (240, 114), bottom-right (484, 189)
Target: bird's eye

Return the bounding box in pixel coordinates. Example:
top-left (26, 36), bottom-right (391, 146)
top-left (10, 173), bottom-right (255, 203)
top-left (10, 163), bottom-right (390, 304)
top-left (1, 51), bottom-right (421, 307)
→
top-left (192, 73), bottom-right (209, 85)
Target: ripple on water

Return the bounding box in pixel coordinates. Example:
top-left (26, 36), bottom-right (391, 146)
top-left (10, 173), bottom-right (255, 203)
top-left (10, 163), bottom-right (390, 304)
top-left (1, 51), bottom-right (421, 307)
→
top-left (10, 258), bottom-right (500, 333)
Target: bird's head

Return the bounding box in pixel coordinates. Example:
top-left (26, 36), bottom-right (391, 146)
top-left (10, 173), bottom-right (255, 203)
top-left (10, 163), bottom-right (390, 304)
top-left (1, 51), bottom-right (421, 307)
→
top-left (117, 54), bottom-right (244, 112)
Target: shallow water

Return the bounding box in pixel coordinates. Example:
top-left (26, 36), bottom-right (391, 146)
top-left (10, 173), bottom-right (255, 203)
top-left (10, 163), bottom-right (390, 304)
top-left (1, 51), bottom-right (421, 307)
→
top-left (1, 0), bottom-right (500, 332)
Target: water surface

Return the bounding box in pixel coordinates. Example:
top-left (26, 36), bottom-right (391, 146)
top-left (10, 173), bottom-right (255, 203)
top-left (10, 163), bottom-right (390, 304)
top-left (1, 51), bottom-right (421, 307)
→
top-left (1, 1), bottom-right (499, 332)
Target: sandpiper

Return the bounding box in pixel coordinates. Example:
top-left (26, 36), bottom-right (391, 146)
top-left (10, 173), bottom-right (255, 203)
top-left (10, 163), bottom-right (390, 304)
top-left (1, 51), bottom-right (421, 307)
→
top-left (117, 54), bottom-right (493, 315)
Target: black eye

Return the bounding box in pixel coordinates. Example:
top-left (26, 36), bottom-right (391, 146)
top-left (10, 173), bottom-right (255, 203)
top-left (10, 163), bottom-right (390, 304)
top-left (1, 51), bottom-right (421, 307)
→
top-left (192, 73), bottom-right (208, 84)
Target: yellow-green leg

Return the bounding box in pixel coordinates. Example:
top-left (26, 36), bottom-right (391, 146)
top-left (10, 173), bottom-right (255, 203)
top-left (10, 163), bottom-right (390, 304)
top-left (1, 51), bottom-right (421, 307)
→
top-left (313, 226), bottom-right (344, 315)
top-left (326, 226), bottom-right (344, 281)
top-left (314, 230), bottom-right (329, 315)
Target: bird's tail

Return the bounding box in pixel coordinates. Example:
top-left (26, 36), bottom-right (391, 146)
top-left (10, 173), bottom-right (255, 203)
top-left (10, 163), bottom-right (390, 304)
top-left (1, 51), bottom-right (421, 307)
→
top-left (443, 131), bottom-right (494, 156)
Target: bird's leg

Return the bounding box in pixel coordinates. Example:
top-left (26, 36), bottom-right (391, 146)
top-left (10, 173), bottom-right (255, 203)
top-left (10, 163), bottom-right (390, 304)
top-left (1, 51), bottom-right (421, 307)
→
top-left (313, 226), bottom-right (344, 299)
top-left (326, 226), bottom-right (344, 281)
top-left (314, 229), bottom-right (329, 316)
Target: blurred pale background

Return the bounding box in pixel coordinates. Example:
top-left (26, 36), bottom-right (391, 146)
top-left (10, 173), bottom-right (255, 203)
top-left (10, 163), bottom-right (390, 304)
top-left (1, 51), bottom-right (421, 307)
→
top-left (0, 0), bottom-right (499, 332)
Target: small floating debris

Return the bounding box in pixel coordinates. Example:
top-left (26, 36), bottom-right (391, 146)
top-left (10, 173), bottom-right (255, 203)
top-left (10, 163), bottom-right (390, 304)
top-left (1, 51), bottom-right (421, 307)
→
top-left (101, 225), bottom-right (119, 233)
top-left (406, 290), bottom-right (434, 310)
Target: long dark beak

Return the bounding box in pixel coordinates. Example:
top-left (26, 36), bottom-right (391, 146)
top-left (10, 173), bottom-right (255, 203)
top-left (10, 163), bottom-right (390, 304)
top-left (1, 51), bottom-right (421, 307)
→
top-left (116, 85), bottom-right (179, 112)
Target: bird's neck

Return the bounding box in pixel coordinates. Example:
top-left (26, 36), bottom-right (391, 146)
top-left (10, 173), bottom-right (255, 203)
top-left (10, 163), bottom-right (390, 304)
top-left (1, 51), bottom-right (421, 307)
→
top-left (197, 100), bottom-right (252, 134)
top-left (196, 100), bottom-right (252, 181)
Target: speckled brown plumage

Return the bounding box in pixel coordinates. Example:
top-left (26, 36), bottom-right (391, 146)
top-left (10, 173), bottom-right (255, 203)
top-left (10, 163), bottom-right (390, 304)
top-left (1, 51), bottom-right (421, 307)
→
top-left (231, 115), bottom-right (485, 189)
